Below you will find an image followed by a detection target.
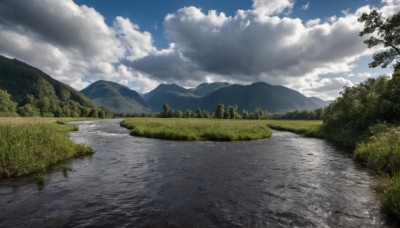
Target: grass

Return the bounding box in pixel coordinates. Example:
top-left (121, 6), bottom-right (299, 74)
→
top-left (121, 118), bottom-right (273, 141)
top-left (354, 127), bottom-right (400, 223)
top-left (265, 120), bottom-right (323, 136)
top-left (0, 117), bottom-right (94, 178)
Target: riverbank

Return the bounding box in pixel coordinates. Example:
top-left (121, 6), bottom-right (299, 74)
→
top-left (0, 117), bottom-right (94, 178)
top-left (121, 118), bottom-right (273, 141)
top-left (268, 120), bottom-right (400, 224)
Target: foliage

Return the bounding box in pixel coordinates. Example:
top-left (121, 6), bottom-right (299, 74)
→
top-left (321, 76), bottom-right (395, 146)
top-left (377, 173), bottom-right (400, 221)
top-left (354, 126), bottom-right (400, 176)
top-left (0, 89), bottom-right (18, 117)
top-left (271, 108), bottom-right (324, 120)
top-left (215, 103), bottom-right (224, 119)
top-left (0, 55), bottom-right (114, 118)
top-left (121, 118), bottom-right (273, 141)
top-left (359, 10), bottom-right (400, 69)
top-left (0, 117), bottom-right (93, 178)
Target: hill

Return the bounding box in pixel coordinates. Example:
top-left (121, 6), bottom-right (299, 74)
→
top-left (190, 82), bottom-right (231, 96)
top-left (0, 55), bottom-right (104, 117)
top-left (81, 80), bottom-right (149, 114)
top-left (144, 82), bottom-right (325, 113)
top-left (308, 96), bottom-right (331, 107)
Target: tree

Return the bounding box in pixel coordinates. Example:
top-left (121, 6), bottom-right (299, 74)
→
top-left (0, 89), bottom-right (18, 116)
top-left (215, 103), bottom-right (224, 119)
top-left (185, 109), bottom-right (192, 118)
top-left (228, 105), bottom-right (237, 119)
top-left (162, 103), bottom-right (172, 118)
top-left (174, 110), bottom-right (183, 118)
top-left (359, 10), bottom-right (400, 69)
top-left (195, 108), bottom-right (203, 118)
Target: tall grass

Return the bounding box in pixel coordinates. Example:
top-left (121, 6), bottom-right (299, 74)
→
top-left (0, 117), bottom-right (93, 178)
top-left (265, 120), bottom-right (323, 136)
top-left (121, 118), bottom-right (273, 141)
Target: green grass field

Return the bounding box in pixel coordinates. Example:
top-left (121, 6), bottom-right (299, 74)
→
top-left (121, 118), bottom-right (323, 141)
top-left (121, 118), bottom-right (274, 141)
top-left (0, 117), bottom-right (93, 178)
top-left (265, 120), bottom-right (322, 136)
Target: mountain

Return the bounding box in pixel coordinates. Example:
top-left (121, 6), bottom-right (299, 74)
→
top-left (143, 84), bottom-right (195, 111)
top-left (199, 82), bottom-right (319, 112)
top-left (308, 96), bottom-right (331, 107)
top-left (144, 82), bottom-right (322, 113)
top-left (81, 80), bottom-right (149, 113)
top-left (0, 55), bottom-right (100, 117)
top-left (191, 82), bottom-right (231, 96)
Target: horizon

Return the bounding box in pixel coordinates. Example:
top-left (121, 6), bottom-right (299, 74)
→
top-left (0, 0), bottom-right (399, 100)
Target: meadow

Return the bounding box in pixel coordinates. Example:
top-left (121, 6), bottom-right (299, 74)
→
top-left (121, 118), bottom-right (323, 141)
top-left (121, 118), bottom-right (275, 141)
top-left (0, 117), bottom-right (93, 178)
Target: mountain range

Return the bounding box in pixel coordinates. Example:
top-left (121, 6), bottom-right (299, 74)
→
top-left (82, 80), bottom-right (329, 114)
top-left (0, 55), bottom-right (330, 115)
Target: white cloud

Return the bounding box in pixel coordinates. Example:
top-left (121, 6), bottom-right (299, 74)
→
top-left (0, 0), bottom-right (157, 91)
top-left (127, 0), bottom-right (400, 98)
top-left (252, 0), bottom-right (294, 16)
top-left (300, 77), bottom-right (354, 100)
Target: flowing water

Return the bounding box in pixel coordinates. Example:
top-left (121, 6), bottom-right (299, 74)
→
top-left (0, 119), bottom-right (385, 227)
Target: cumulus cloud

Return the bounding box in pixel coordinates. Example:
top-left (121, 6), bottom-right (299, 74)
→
top-left (125, 0), bottom-right (400, 98)
top-left (129, 5), bottom-right (367, 86)
top-left (0, 0), bottom-right (155, 90)
top-left (301, 77), bottom-right (354, 100)
top-left (252, 0), bottom-right (294, 16)
top-left (1, 0), bottom-right (399, 99)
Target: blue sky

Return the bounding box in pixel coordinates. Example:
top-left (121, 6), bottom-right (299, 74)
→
top-left (0, 0), bottom-right (399, 99)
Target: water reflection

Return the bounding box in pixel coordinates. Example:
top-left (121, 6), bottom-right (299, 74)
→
top-left (0, 119), bottom-right (385, 227)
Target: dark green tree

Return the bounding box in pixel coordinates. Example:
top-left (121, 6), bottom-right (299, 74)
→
top-left (215, 103), bottom-right (224, 119)
top-left (228, 105), bottom-right (238, 119)
top-left (0, 89), bottom-right (18, 116)
top-left (185, 109), bottom-right (192, 118)
top-left (195, 108), bottom-right (203, 118)
top-left (162, 103), bottom-right (172, 118)
top-left (359, 10), bottom-right (400, 69)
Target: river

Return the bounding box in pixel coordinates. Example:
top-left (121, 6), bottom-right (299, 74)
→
top-left (0, 119), bottom-right (385, 227)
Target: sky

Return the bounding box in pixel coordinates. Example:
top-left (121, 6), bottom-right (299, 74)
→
top-left (0, 0), bottom-right (399, 100)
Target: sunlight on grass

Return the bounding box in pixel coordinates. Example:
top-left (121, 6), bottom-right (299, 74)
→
top-left (121, 118), bottom-right (273, 141)
top-left (0, 117), bottom-right (93, 178)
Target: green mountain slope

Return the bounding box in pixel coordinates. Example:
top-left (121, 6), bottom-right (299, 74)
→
top-left (145, 82), bottom-right (323, 113)
top-left (190, 82), bottom-right (231, 96)
top-left (308, 96), bottom-right (331, 107)
top-left (81, 80), bottom-right (149, 114)
top-left (0, 55), bottom-right (102, 117)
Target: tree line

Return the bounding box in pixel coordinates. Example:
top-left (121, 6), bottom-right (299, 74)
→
top-left (0, 89), bottom-right (113, 118)
top-left (159, 103), bottom-right (324, 120)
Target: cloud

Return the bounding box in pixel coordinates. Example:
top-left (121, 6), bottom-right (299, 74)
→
top-left (0, 0), bottom-right (156, 90)
top-left (252, 0), bottom-right (294, 16)
top-left (301, 2), bottom-right (310, 10)
top-left (126, 0), bottom-right (400, 98)
top-left (130, 5), bottom-right (367, 86)
top-left (301, 77), bottom-right (354, 100)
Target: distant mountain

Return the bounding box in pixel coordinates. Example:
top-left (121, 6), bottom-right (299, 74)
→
top-left (81, 80), bottom-right (149, 114)
top-left (143, 84), bottom-right (197, 111)
top-left (144, 82), bottom-right (322, 113)
top-left (0, 55), bottom-right (99, 117)
top-left (199, 82), bottom-right (319, 112)
top-left (308, 96), bottom-right (331, 107)
top-left (191, 82), bottom-right (231, 96)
